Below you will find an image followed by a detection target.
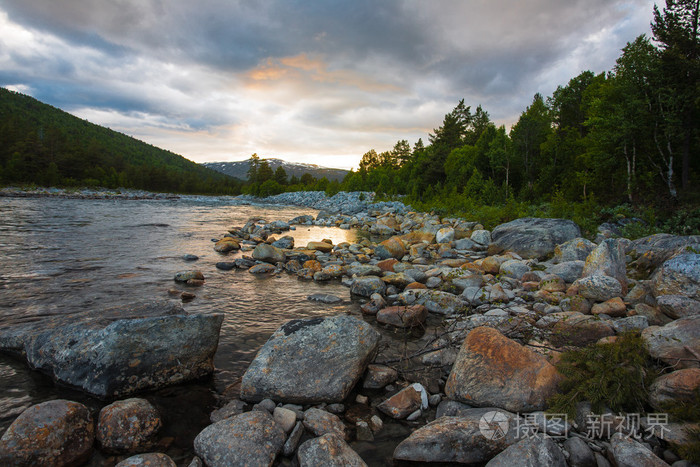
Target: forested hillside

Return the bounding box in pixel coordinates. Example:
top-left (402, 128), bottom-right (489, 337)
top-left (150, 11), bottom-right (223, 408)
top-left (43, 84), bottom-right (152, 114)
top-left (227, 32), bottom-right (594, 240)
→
top-left (0, 88), bottom-right (241, 194)
top-left (340, 2), bottom-right (699, 230)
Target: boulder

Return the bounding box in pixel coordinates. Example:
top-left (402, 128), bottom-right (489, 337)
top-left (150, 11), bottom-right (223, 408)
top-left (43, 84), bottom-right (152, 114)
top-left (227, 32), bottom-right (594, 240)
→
top-left (471, 229), bottom-right (492, 246)
top-left (436, 227), bottom-right (455, 244)
top-left (193, 411), bottom-right (285, 467)
top-left (654, 253), bottom-right (700, 300)
top-left (657, 295), bottom-right (700, 319)
top-left (490, 218), bottom-right (581, 259)
top-left (0, 301), bottom-right (223, 398)
top-left (591, 297), bottom-right (627, 317)
top-left (297, 434), bottom-right (367, 467)
top-left (546, 312), bottom-right (615, 347)
top-left (0, 399), bottom-right (94, 466)
top-left (499, 260), bottom-right (530, 280)
top-left (609, 432), bottom-right (670, 467)
top-left (563, 436), bottom-right (596, 467)
top-left (548, 261), bottom-right (585, 284)
top-left (611, 315), bottom-right (649, 333)
top-left (553, 237), bottom-right (596, 263)
top-left (393, 409), bottom-right (521, 464)
top-left (240, 315), bottom-right (380, 403)
top-left (302, 408), bottom-right (346, 438)
top-left (649, 368), bottom-right (700, 410)
top-left (307, 241), bottom-right (333, 253)
top-left (485, 436), bottom-right (567, 467)
top-left (115, 453), bottom-right (177, 467)
top-left (362, 364), bottom-right (398, 389)
top-left (272, 235), bottom-right (294, 249)
top-left (346, 264), bottom-right (383, 277)
top-left (629, 233), bottom-right (700, 273)
top-left (210, 399), bottom-right (247, 423)
top-left (249, 263), bottom-right (277, 274)
top-left (539, 274), bottom-right (567, 293)
top-left (377, 383), bottom-right (428, 419)
top-left (174, 270), bottom-right (204, 282)
top-left (252, 243), bottom-right (286, 264)
top-left (214, 238), bottom-right (240, 253)
top-left (572, 275), bottom-right (623, 302)
top-left (445, 327), bottom-right (561, 412)
top-left (399, 289), bottom-right (465, 315)
top-left (97, 398), bottom-right (162, 454)
top-left (376, 305), bottom-right (427, 328)
top-left (375, 236), bottom-right (406, 260)
top-left (350, 276), bottom-right (386, 297)
top-left (642, 316), bottom-right (700, 369)
top-left (381, 272), bottom-right (413, 289)
top-left (582, 239), bottom-right (628, 294)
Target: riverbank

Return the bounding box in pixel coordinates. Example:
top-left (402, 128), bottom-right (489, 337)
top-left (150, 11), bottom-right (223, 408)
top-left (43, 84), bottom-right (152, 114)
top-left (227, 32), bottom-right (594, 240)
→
top-left (1, 189), bottom-right (699, 465)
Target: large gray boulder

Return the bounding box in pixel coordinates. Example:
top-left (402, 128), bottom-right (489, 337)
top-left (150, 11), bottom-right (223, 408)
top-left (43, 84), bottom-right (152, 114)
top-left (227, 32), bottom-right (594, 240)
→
top-left (609, 433), bottom-right (670, 467)
top-left (490, 218), bottom-right (581, 259)
top-left (629, 234), bottom-right (700, 273)
top-left (553, 237), bottom-right (597, 263)
top-left (252, 243), bottom-right (286, 264)
top-left (240, 315), bottom-right (380, 403)
top-left (653, 253), bottom-right (700, 300)
top-left (194, 411), bottom-right (285, 467)
top-left (582, 239), bottom-right (628, 294)
top-left (485, 436), bottom-right (567, 467)
top-left (393, 409), bottom-right (521, 464)
top-left (0, 301), bottom-right (223, 398)
top-left (642, 316), bottom-right (700, 369)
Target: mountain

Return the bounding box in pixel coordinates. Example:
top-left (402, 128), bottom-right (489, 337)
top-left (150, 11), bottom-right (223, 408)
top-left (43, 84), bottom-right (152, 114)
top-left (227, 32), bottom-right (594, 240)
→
top-left (202, 158), bottom-right (349, 182)
top-left (0, 87), bottom-right (241, 194)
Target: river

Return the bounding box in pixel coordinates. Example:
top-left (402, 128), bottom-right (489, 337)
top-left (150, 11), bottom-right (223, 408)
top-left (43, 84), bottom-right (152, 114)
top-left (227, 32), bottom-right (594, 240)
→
top-left (0, 196), bottom-right (417, 465)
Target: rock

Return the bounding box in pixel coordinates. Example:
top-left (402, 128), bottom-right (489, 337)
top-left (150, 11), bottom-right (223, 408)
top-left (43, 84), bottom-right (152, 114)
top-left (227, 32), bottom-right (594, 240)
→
top-left (445, 327), bottom-right (561, 412)
top-left (633, 303), bottom-right (671, 326)
top-left (485, 436), bottom-right (567, 467)
top-left (350, 276), bottom-right (386, 297)
top-left (0, 399), bottom-right (94, 466)
top-left (436, 227), bottom-right (455, 244)
top-left (215, 261), bottom-right (236, 270)
top-left (116, 453), bottom-right (177, 467)
top-left (649, 368), bottom-right (700, 410)
top-left (0, 301), bottom-right (223, 398)
top-left (282, 421), bottom-right (304, 457)
top-left (193, 411), bottom-right (285, 467)
top-left (307, 293), bottom-right (343, 304)
top-left (271, 235), bottom-right (294, 249)
top-left (210, 399), bottom-right (247, 423)
top-left (471, 229), bottom-right (492, 246)
top-left (376, 305), bottom-right (427, 328)
top-left (375, 236), bottom-right (406, 260)
top-left (553, 237), bottom-right (597, 263)
top-left (240, 315), bottom-right (380, 403)
top-left (563, 436), bottom-right (596, 467)
top-left (393, 409), bottom-right (521, 464)
top-left (377, 383), bottom-right (428, 419)
top-left (654, 253), bottom-right (700, 300)
top-left (297, 434), bottom-right (367, 467)
top-left (642, 316), bottom-right (700, 369)
top-left (490, 218), bottom-right (581, 259)
top-left (97, 398), bottom-right (162, 454)
top-left (482, 255), bottom-right (506, 274)
top-left (573, 275), bottom-right (623, 302)
top-left (381, 272), bottom-right (413, 289)
top-left (611, 315), bottom-right (649, 333)
top-left (548, 261), bottom-right (585, 283)
top-left (362, 364), bottom-right (398, 389)
top-left (657, 295), bottom-right (700, 319)
top-left (174, 270), bottom-right (204, 282)
top-left (346, 264), bottom-right (383, 277)
top-left (302, 408), bottom-right (346, 438)
top-left (609, 432), bottom-right (670, 467)
top-left (591, 297), bottom-right (627, 317)
top-left (377, 258), bottom-right (399, 271)
top-left (582, 239), bottom-right (628, 294)
top-left (455, 237), bottom-right (478, 250)
top-left (489, 284), bottom-right (510, 303)
top-left (273, 407), bottom-right (297, 433)
top-left (307, 241), bottom-right (333, 253)
top-left (500, 260), bottom-right (530, 280)
top-left (214, 238), bottom-right (240, 253)
top-left (252, 243), bottom-right (286, 264)
top-left (435, 400), bottom-right (474, 418)
top-left (629, 233), bottom-right (700, 274)
top-left (539, 274), bottom-right (567, 293)
top-left (183, 254), bottom-right (199, 261)
top-left (547, 312), bottom-right (615, 347)
top-left (249, 263), bottom-right (277, 274)
top-left (400, 289), bottom-right (465, 315)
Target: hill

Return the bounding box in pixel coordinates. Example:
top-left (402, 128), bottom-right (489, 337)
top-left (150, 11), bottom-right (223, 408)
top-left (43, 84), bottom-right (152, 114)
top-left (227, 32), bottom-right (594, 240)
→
top-left (0, 87), bottom-right (241, 194)
top-left (203, 158), bottom-right (349, 182)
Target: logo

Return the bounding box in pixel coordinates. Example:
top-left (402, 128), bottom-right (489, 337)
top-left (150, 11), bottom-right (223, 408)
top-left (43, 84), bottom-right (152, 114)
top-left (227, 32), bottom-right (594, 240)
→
top-left (479, 411), bottom-right (510, 440)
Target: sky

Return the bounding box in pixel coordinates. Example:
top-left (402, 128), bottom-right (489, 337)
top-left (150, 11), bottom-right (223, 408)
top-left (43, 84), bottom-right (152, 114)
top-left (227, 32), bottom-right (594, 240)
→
top-left (0, 0), bottom-right (658, 170)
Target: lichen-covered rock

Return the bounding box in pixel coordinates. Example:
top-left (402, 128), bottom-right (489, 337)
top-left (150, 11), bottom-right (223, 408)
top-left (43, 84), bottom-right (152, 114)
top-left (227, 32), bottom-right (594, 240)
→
top-left (572, 275), bottom-right (623, 302)
top-left (307, 241), bottom-right (333, 253)
top-left (174, 270), bottom-right (204, 282)
top-left (609, 433), bottom-right (670, 467)
top-left (377, 383), bottom-right (428, 419)
top-left (249, 263), bottom-right (277, 274)
top-left (654, 253), bottom-right (700, 300)
top-left (0, 399), bottom-right (94, 466)
top-left (399, 289), bottom-right (465, 315)
top-left (629, 234), bottom-right (700, 274)
top-left (302, 408), bottom-right (346, 438)
top-left (0, 301), bottom-right (223, 398)
top-left (582, 239), bottom-right (628, 294)
top-left (553, 237), bottom-right (596, 263)
top-left (499, 260), bottom-right (530, 280)
top-left (649, 368), bottom-right (700, 411)
top-left (97, 398), bottom-right (162, 454)
top-left (240, 315), bottom-right (380, 403)
top-left (297, 434), bottom-right (367, 467)
top-left (214, 237), bottom-right (240, 253)
top-left (642, 316), bottom-right (700, 369)
top-left (490, 218), bottom-right (581, 259)
top-left (445, 327), bottom-right (561, 412)
top-left (362, 364), bottom-right (398, 390)
top-left (485, 436), bottom-right (567, 467)
top-left (657, 295), bottom-right (700, 319)
top-left (591, 297), bottom-right (627, 317)
top-left (544, 312), bottom-right (615, 347)
top-left (548, 261), bottom-right (585, 284)
top-left (193, 411), bottom-right (285, 467)
top-left (393, 409), bottom-right (521, 464)
top-left (350, 276), bottom-right (386, 297)
top-left (375, 236), bottom-right (406, 260)
top-left (376, 305), bottom-right (427, 328)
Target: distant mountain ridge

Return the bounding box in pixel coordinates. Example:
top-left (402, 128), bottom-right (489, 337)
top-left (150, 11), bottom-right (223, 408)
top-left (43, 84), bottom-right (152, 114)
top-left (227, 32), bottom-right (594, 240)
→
top-left (202, 158), bottom-right (349, 182)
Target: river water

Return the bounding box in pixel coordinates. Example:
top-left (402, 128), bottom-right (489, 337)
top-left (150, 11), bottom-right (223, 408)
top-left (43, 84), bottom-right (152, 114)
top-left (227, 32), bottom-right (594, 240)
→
top-left (0, 196), bottom-right (418, 465)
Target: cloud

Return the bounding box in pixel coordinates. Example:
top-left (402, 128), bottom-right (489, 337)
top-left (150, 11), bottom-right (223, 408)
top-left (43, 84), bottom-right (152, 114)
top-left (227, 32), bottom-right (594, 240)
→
top-left (0, 0), bottom-right (657, 169)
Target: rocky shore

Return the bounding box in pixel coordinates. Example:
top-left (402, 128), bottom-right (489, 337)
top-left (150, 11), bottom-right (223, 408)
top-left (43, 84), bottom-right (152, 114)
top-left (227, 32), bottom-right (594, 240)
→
top-left (1, 190), bottom-right (699, 466)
